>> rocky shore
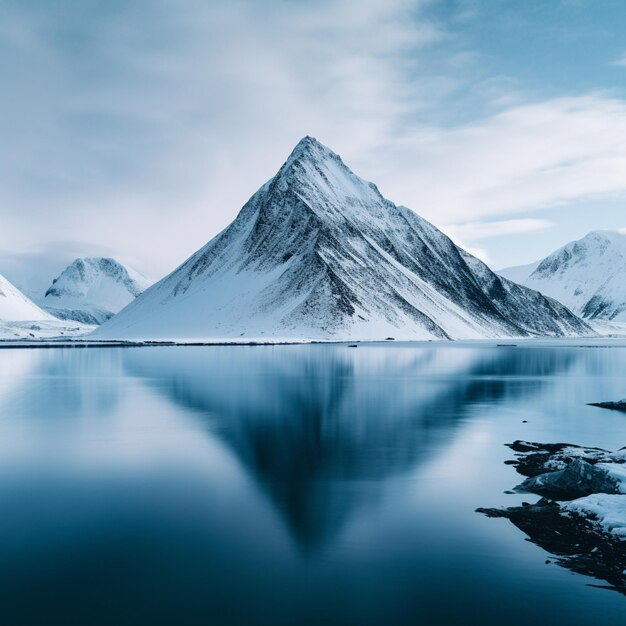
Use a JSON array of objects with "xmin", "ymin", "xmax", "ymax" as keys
[{"xmin": 478, "ymin": 440, "xmax": 626, "ymax": 594}]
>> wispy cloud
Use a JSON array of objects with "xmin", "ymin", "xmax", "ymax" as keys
[
  {"xmin": 445, "ymin": 219, "xmax": 554, "ymax": 242},
  {"xmin": 371, "ymin": 95, "xmax": 626, "ymax": 224},
  {"xmin": 612, "ymin": 52, "xmax": 626, "ymax": 67},
  {"xmin": 2, "ymin": 1, "xmax": 626, "ymax": 280}
]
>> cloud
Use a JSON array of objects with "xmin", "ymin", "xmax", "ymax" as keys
[
  {"xmin": 444, "ymin": 218, "xmax": 554, "ymax": 242},
  {"xmin": 3, "ymin": 1, "xmax": 626, "ymax": 281},
  {"xmin": 368, "ymin": 95, "xmax": 626, "ymax": 225},
  {"xmin": 612, "ymin": 52, "xmax": 626, "ymax": 67}
]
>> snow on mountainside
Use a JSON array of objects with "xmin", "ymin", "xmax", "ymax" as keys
[
  {"xmin": 94, "ymin": 137, "xmax": 590, "ymax": 342},
  {"xmin": 0, "ymin": 273, "xmax": 92, "ymax": 339},
  {"xmin": 0, "ymin": 273, "xmax": 51, "ymax": 322},
  {"xmin": 43, "ymin": 257, "xmax": 152, "ymax": 325},
  {"xmin": 500, "ymin": 231, "xmax": 626, "ymax": 322}
]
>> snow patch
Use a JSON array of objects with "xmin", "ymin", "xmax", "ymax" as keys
[{"xmin": 564, "ymin": 494, "xmax": 626, "ymax": 539}]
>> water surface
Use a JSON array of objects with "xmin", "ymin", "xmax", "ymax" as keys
[{"xmin": 0, "ymin": 343, "xmax": 625, "ymax": 625}]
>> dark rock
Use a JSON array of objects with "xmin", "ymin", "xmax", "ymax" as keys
[
  {"xmin": 515, "ymin": 458, "xmax": 620, "ymax": 500},
  {"xmin": 505, "ymin": 440, "xmax": 612, "ymax": 478}
]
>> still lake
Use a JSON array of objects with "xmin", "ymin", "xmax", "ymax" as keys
[{"xmin": 0, "ymin": 343, "xmax": 625, "ymax": 625}]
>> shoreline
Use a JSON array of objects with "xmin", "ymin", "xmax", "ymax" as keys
[{"xmin": 2, "ymin": 335, "xmax": 626, "ymax": 349}]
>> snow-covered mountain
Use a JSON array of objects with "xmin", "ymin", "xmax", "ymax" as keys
[
  {"xmin": 500, "ymin": 231, "xmax": 626, "ymax": 322},
  {"xmin": 0, "ymin": 273, "xmax": 51, "ymax": 322},
  {"xmin": 43, "ymin": 257, "xmax": 151, "ymax": 325},
  {"xmin": 95, "ymin": 137, "xmax": 590, "ymax": 341},
  {"xmin": 0, "ymin": 272, "xmax": 93, "ymax": 339}
]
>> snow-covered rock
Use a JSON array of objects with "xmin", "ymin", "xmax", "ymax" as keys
[
  {"xmin": 563, "ymin": 494, "xmax": 626, "ymax": 539},
  {"xmin": 95, "ymin": 137, "xmax": 590, "ymax": 341},
  {"xmin": 515, "ymin": 458, "xmax": 623, "ymax": 500},
  {"xmin": 489, "ymin": 440, "xmax": 626, "ymax": 540},
  {"xmin": 500, "ymin": 231, "xmax": 626, "ymax": 322},
  {"xmin": 42, "ymin": 257, "xmax": 151, "ymax": 325}
]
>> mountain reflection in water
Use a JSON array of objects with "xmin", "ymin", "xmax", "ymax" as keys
[{"xmin": 124, "ymin": 344, "xmax": 576, "ymax": 550}]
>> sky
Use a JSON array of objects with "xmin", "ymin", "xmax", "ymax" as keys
[{"xmin": 2, "ymin": 0, "xmax": 626, "ymax": 294}]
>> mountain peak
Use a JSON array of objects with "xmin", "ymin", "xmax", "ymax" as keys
[
  {"xmin": 292, "ymin": 135, "xmax": 332, "ymax": 155},
  {"xmin": 581, "ymin": 230, "xmax": 626, "ymax": 243},
  {"xmin": 281, "ymin": 135, "xmax": 343, "ymax": 171},
  {"xmin": 266, "ymin": 136, "xmax": 385, "ymax": 221}
]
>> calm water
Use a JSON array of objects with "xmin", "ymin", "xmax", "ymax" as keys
[{"xmin": 0, "ymin": 343, "xmax": 625, "ymax": 625}]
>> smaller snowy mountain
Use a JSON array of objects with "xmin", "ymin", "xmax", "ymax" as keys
[
  {"xmin": 0, "ymin": 272, "xmax": 92, "ymax": 339},
  {"xmin": 0, "ymin": 273, "xmax": 51, "ymax": 322},
  {"xmin": 500, "ymin": 231, "xmax": 626, "ymax": 322},
  {"xmin": 42, "ymin": 258, "xmax": 152, "ymax": 325}
]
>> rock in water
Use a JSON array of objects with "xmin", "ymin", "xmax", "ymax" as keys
[
  {"xmin": 94, "ymin": 137, "xmax": 591, "ymax": 341},
  {"xmin": 515, "ymin": 458, "xmax": 621, "ymax": 500}
]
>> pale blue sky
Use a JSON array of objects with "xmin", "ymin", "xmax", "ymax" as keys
[{"xmin": 2, "ymin": 0, "xmax": 626, "ymax": 290}]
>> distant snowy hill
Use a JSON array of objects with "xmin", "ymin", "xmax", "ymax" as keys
[
  {"xmin": 95, "ymin": 137, "xmax": 590, "ymax": 341},
  {"xmin": 43, "ymin": 257, "xmax": 151, "ymax": 325},
  {"xmin": 500, "ymin": 231, "xmax": 626, "ymax": 322},
  {"xmin": 497, "ymin": 260, "xmax": 540, "ymax": 286}
]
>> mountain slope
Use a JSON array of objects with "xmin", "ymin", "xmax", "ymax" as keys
[
  {"xmin": 500, "ymin": 231, "xmax": 626, "ymax": 322},
  {"xmin": 43, "ymin": 257, "xmax": 151, "ymax": 325},
  {"xmin": 0, "ymin": 273, "xmax": 51, "ymax": 322},
  {"xmin": 95, "ymin": 137, "xmax": 589, "ymax": 341},
  {"xmin": 0, "ymin": 273, "xmax": 94, "ymax": 339}
]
